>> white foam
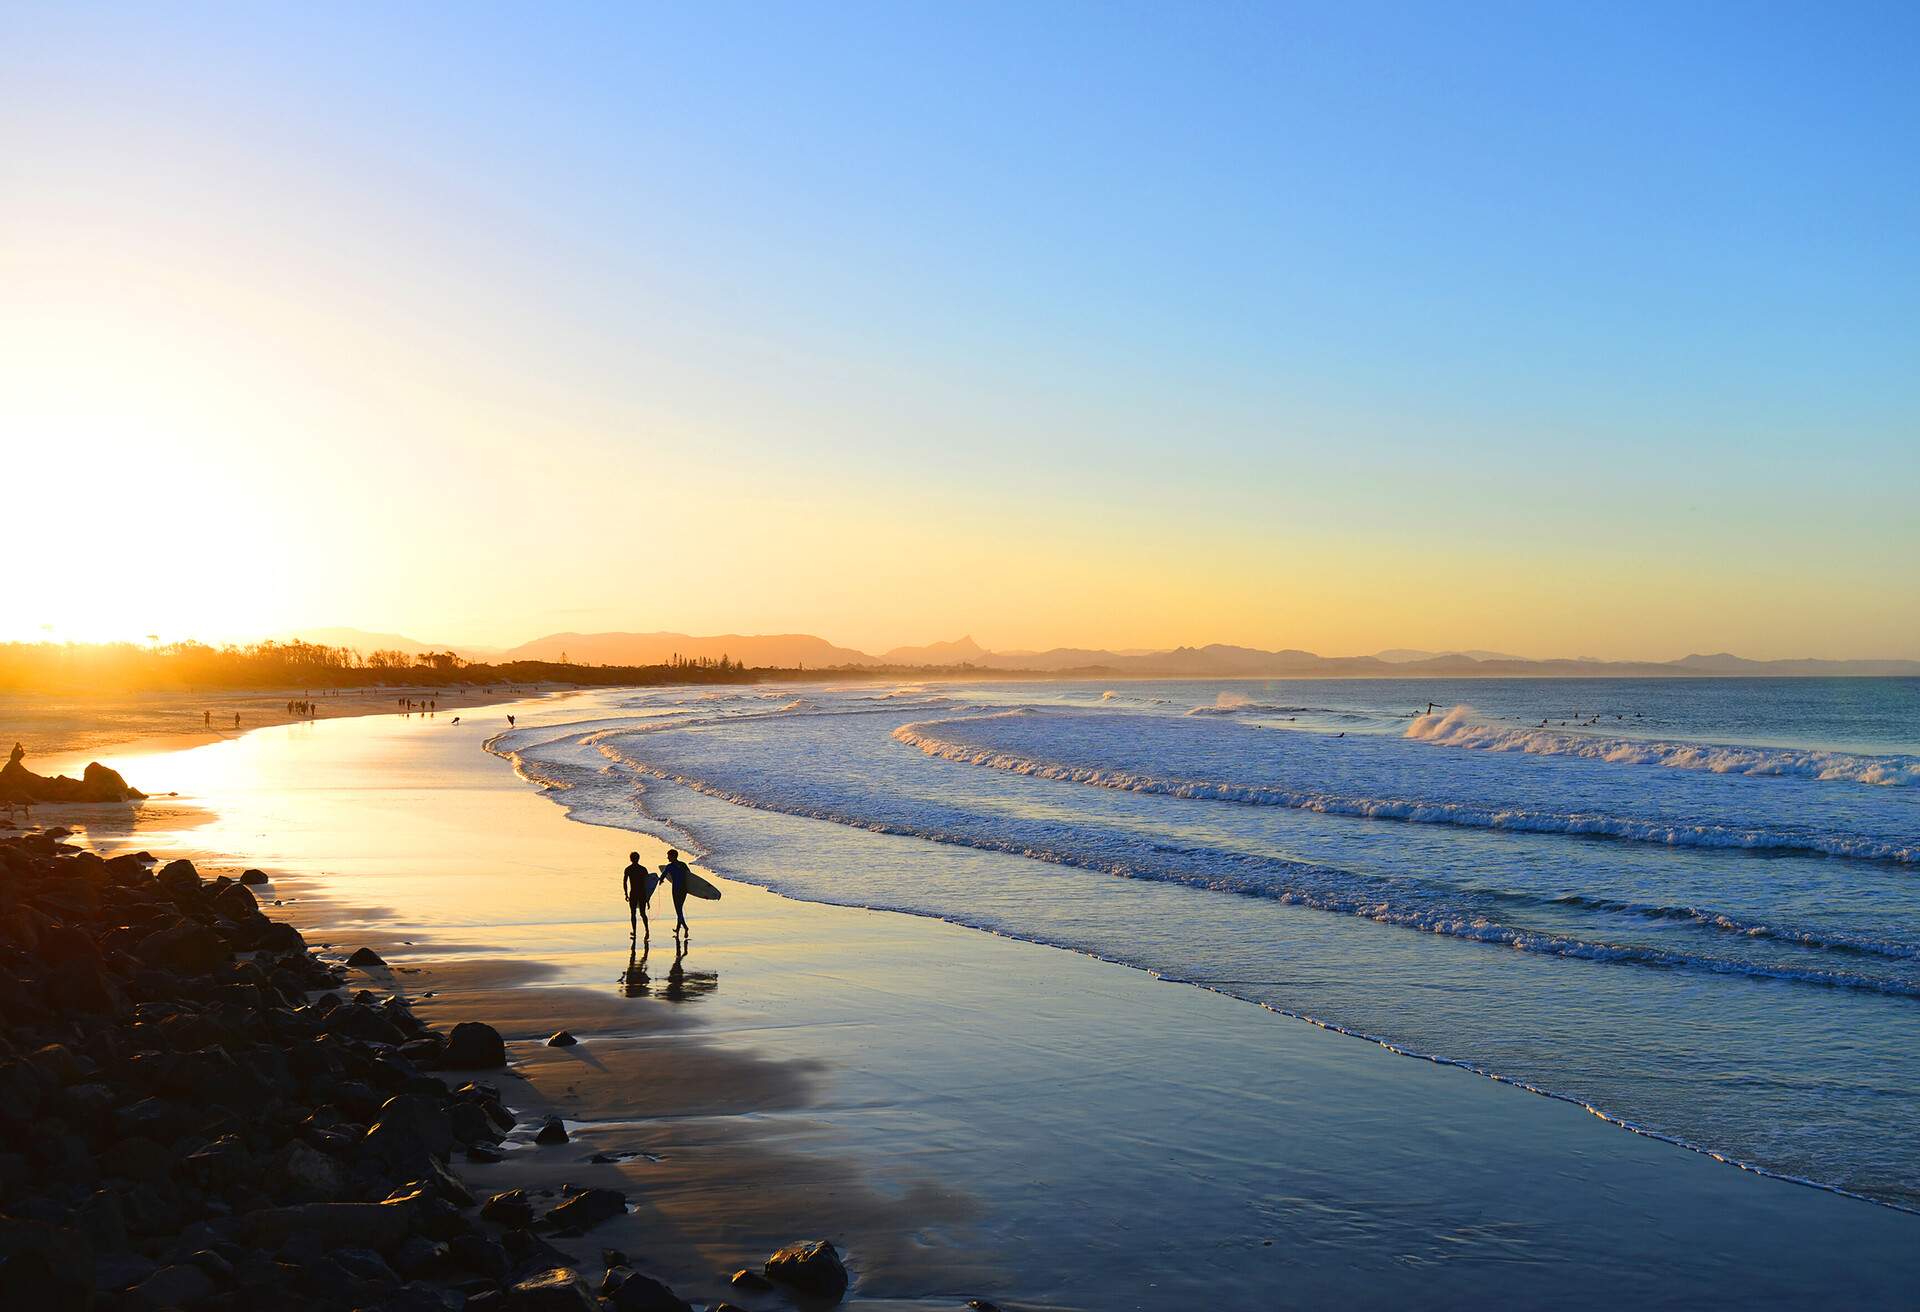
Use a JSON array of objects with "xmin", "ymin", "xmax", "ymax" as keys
[
  {"xmin": 1408, "ymin": 704, "xmax": 1920, "ymax": 787},
  {"xmin": 892, "ymin": 720, "xmax": 1919, "ymax": 864}
]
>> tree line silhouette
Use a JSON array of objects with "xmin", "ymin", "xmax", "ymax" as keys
[{"xmin": 0, "ymin": 639, "xmax": 763, "ymax": 694}]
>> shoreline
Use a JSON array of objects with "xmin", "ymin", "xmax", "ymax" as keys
[
  {"xmin": 31, "ymin": 698, "xmax": 1920, "ymax": 1307},
  {"xmin": 7, "ymin": 685, "xmax": 579, "ymax": 778}
]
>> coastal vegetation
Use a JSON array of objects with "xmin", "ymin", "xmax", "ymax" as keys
[
  {"xmin": 0, "ymin": 641, "xmax": 766, "ymax": 695},
  {"xmin": 0, "ymin": 640, "xmax": 1055, "ymax": 696}
]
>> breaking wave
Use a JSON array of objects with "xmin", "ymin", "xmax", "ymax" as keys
[
  {"xmin": 1409, "ymin": 705, "xmax": 1920, "ymax": 787},
  {"xmin": 594, "ymin": 738, "xmax": 1920, "ymax": 999},
  {"xmin": 892, "ymin": 720, "xmax": 1919, "ymax": 865}
]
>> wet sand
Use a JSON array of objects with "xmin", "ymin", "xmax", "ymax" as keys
[
  {"xmin": 4, "ymin": 684, "xmax": 570, "ymax": 774},
  {"xmin": 39, "ymin": 695, "xmax": 1920, "ymax": 1309}
]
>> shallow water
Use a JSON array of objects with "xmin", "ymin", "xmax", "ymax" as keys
[{"xmin": 497, "ymin": 676, "xmax": 1920, "ymax": 1209}]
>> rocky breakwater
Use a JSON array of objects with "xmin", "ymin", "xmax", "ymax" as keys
[{"xmin": 0, "ymin": 829, "xmax": 722, "ymax": 1311}]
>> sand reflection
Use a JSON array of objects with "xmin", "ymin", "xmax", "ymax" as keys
[{"xmin": 622, "ymin": 938, "xmax": 719, "ymax": 1002}]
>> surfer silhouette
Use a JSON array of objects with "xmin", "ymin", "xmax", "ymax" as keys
[
  {"xmin": 622, "ymin": 851, "xmax": 655, "ymax": 940},
  {"xmin": 661, "ymin": 849, "xmax": 694, "ymax": 939}
]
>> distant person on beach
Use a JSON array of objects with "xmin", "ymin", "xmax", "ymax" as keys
[
  {"xmin": 623, "ymin": 851, "xmax": 653, "ymax": 939},
  {"xmin": 507, "ymin": 714, "xmax": 516, "ymax": 727},
  {"xmin": 204, "ymin": 710, "xmax": 211, "ymax": 727},
  {"xmin": 661, "ymin": 849, "xmax": 694, "ymax": 938}
]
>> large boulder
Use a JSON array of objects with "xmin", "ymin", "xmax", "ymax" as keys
[
  {"xmin": 80, "ymin": 762, "xmax": 143, "ymax": 801},
  {"xmin": 441, "ymin": 1021, "xmax": 506, "ymax": 1069},
  {"xmin": 764, "ymin": 1239, "xmax": 849, "ymax": 1302}
]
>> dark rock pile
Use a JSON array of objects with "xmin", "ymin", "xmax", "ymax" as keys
[
  {"xmin": 0, "ymin": 744, "xmax": 144, "ymax": 806},
  {"xmin": 0, "ymin": 831, "xmax": 722, "ymax": 1312}
]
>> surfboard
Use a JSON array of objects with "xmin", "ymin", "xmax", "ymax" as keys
[{"xmin": 684, "ymin": 870, "xmax": 722, "ymax": 900}]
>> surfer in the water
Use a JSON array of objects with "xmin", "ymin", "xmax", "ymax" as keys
[
  {"xmin": 622, "ymin": 851, "xmax": 654, "ymax": 940},
  {"xmin": 661, "ymin": 848, "xmax": 694, "ymax": 939}
]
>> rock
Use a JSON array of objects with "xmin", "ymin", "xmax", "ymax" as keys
[
  {"xmin": 156, "ymin": 859, "xmax": 202, "ymax": 896},
  {"xmin": 467, "ymin": 1144, "xmax": 505, "ymax": 1164},
  {"xmin": 378, "ymin": 1285, "xmax": 463, "ymax": 1312},
  {"xmin": 0, "ymin": 1220, "xmax": 93, "ymax": 1308},
  {"xmin": 81, "ymin": 761, "xmax": 143, "ymax": 801},
  {"xmin": 544, "ymin": 1030, "xmax": 577, "ymax": 1047},
  {"xmin": 239, "ymin": 868, "xmax": 270, "ymax": 885},
  {"xmin": 967, "ymin": 1302, "xmax": 1006, "ymax": 1311},
  {"xmin": 729, "ymin": 1269, "xmax": 774, "ymax": 1291},
  {"xmin": 242, "ymin": 1201, "xmax": 411, "ymax": 1253},
  {"xmin": 449, "ymin": 1099, "xmax": 499, "ymax": 1145},
  {"xmin": 135, "ymin": 921, "xmax": 227, "ymax": 974},
  {"xmin": 348, "ymin": 946, "xmax": 388, "ymax": 970},
  {"xmin": 480, "ymin": 1189, "xmax": 535, "ymax": 1229},
  {"xmin": 211, "ymin": 881, "xmax": 259, "ymax": 920},
  {"xmin": 390, "ymin": 1234, "xmax": 448, "ymax": 1279},
  {"xmin": 364, "ymin": 1093, "xmax": 456, "ymax": 1167},
  {"xmin": 506, "ymin": 1266, "xmax": 597, "ymax": 1311},
  {"xmin": 449, "ymin": 1232, "xmax": 510, "ymax": 1278},
  {"xmin": 276, "ymin": 1138, "xmax": 354, "ymax": 1202},
  {"xmin": 331, "ymin": 1246, "xmax": 398, "ymax": 1283},
  {"xmin": 108, "ymin": 1136, "xmax": 174, "ymax": 1184},
  {"xmin": 542, "ymin": 1187, "xmax": 626, "ymax": 1233},
  {"xmin": 0, "ymin": 751, "xmax": 143, "ymax": 803},
  {"xmin": 499, "ymin": 1226, "xmax": 577, "ymax": 1277},
  {"xmin": 442, "ymin": 1021, "xmax": 506, "ymax": 1069},
  {"xmin": 96, "ymin": 1250, "xmax": 160, "ymax": 1292},
  {"xmin": 602, "ymin": 1267, "xmax": 693, "ymax": 1312},
  {"xmin": 764, "ymin": 1239, "xmax": 849, "ymax": 1301},
  {"xmin": 533, "ymin": 1116, "xmax": 569, "ymax": 1145},
  {"xmin": 185, "ymin": 1249, "xmax": 232, "ymax": 1281},
  {"xmin": 323, "ymin": 1002, "xmax": 409, "ymax": 1045},
  {"xmin": 132, "ymin": 1262, "xmax": 215, "ymax": 1308}
]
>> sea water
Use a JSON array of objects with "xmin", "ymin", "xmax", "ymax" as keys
[{"xmin": 493, "ymin": 677, "xmax": 1920, "ymax": 1210}]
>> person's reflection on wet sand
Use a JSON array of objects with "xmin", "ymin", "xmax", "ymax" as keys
[
  {"xmin": 620, "ymin": 937, "xmax": 716, "ymax": 1002},
  {"xmin": 620, "ymin": 939, "xmax": 651, "ymax": 997}
]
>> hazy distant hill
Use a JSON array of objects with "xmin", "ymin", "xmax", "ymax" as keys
[
  {"xmin": 878, "ymin": 636, "xmax": 989, "ymax": 665},
  {"xmin": 268, "ymin": 627, "xmax": 1920, "ymax": 677},
  {"xmin": 496, "ymin": 631, "xmax": 873, "ymax": 668},
  {"xmin": 1375, "ymin": 648, "xmax": 1528, "ymax": 664},
  {"xmin": 1670, "ymin": 653, "xmax": 1920, "ymax": 677}
]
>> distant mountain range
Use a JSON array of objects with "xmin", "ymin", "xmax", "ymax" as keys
[{"xmin": 310, "ymin": 628, "xmax": 1919, "ymax": 678}]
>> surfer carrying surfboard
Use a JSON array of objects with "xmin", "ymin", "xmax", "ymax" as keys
[
  {"xmin": 622, "ymin": 851, "xmax": 656, "ymax": 940},
  {"xmin": 661, "ymin": 849, "xmax": 695, "ymax": 939}
]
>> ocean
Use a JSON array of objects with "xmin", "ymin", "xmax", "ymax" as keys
[{"xmin": 493, "ymin": 676, "xmax": 1920, "ymax": 1211}]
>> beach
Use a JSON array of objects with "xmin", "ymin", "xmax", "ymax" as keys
[
  {"xmin": 5, "ymin": 686, "xmax": 571, "ymax": 776},
  {"xmin": 20, "ymin": 685, "xmax": 1916, "ymax": 1308}
]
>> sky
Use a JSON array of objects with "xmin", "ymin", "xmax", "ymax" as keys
[{"xmin": 3, "ymin": 2, "xmax": 1916, "ymax": 660}]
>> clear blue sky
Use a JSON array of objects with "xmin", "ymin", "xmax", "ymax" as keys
[{"xmin": 3, "ymin": 2, "xmax": 1916, "ymax": 656}]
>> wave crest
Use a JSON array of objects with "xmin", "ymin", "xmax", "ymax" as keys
[
  {"xmin": 1407, "ymin": 705, "xmax": 1920, "ymax": 787},
  {"xmin": 892, "ymin": 720, "xmax": 1918, "ymax": 865}
]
